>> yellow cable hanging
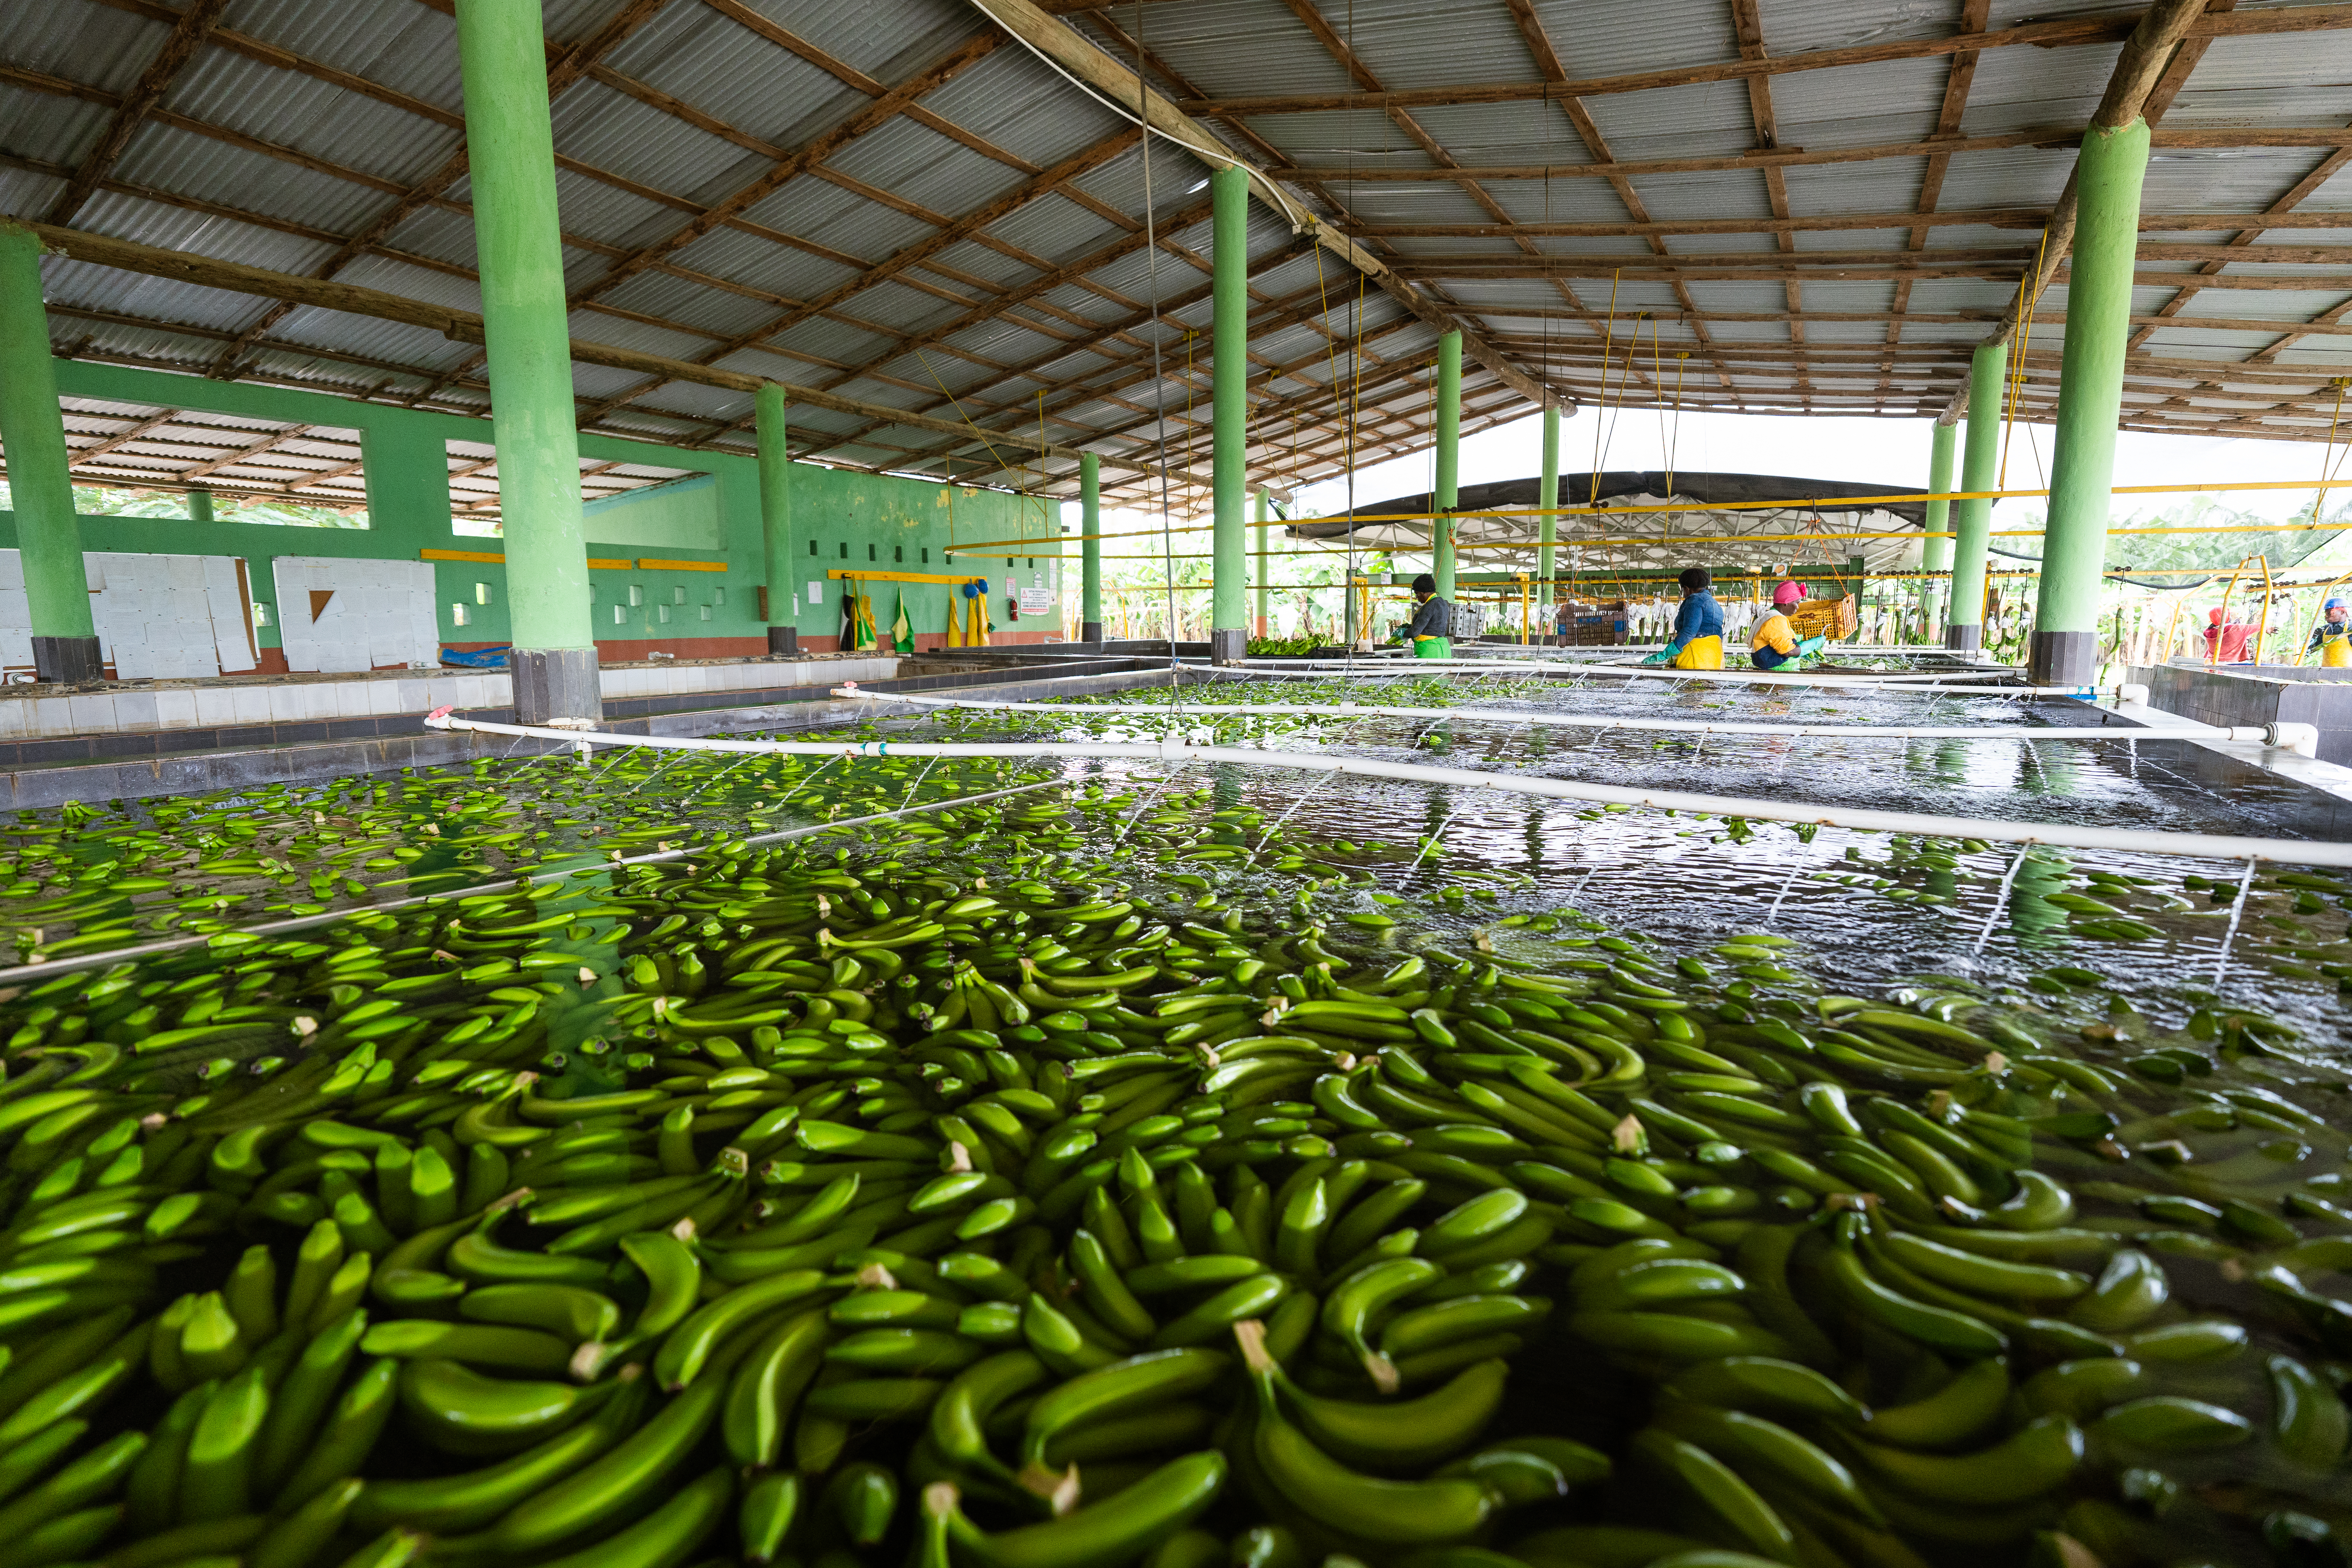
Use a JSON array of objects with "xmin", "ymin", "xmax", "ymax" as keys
[
  {"xmin": 1588, "ymin": 270, "xmax": 1621, "ymax": 505},
  {"xmin": 1999, "ymin": 228, "xmax": 2047, "ymax": 490}
]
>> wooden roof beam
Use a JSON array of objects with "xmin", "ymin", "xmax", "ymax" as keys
[
  {"xmin": 46, "ymin": 0, "xmax": 230, "ymax": 228},
  {"xmin": 1268, "ymin": 126, "xmax": 2352, "ymax": 183},
  {"xmin": 965, "ymin": 0, "xmax": 1563, "ymax": 413},
  {"xmin": 1936, "ymin": 0, "xmax": 2213, "ymax": 423},
  {"xmin": 1174, "ymin": 5, "xmax": 2351, "ymax": 118},
  {"xmin": 20, "ymin": 220, "xmax": 1213, "ymax": 488}
]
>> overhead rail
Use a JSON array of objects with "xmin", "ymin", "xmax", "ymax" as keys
[
  {"xmin": 420, "ymin": 713, "xmax": 2352, "ymax": 869},
  {"xmin": 941, "ymin": 476, "xmax": 2352, "ymax": 553}
]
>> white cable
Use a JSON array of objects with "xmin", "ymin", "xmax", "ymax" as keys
[
  {"xmin": 1222, "ymin": 661, "xmax": 2052, "ymax": 693},
  {"xmin": 421, "ymin": 714, "xmax": 2352, "ymax": 868},
  {"xmin": 836, "ymin": 689, "xmax": 2250, "ymax": 745}
]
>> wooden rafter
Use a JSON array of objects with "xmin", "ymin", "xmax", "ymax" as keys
[
  {"xmin": 46, "ymin": 0, "xmax": 231, "ymax": 227},
  {"xmin": 1497, "ymin": 0, "xmax": 1732, "ymax": 402},
  {"xmin": 1172, "ymin": 6, "xmax": 2352, "ymax": 118}
]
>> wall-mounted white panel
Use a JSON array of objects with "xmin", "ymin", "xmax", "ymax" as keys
[{"xmin": 272, "ymin": 557, "xmax": 438, "ymax": 674}]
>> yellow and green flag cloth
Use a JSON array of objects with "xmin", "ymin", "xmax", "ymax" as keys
[{"xmin": 891, "ymin": 593, "xmax": 911, "ymax": 651}]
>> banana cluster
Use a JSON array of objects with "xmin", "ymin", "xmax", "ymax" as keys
[{"xmin": 0, "ymin": 793, "xmax": 2345, "ymax": 1568}]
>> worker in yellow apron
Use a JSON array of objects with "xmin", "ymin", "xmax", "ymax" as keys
[
  {"xmin": 1397, "ymin": 573, "xmax": 1452, "ymax": 658},
  {"xmin": 1639, "ymin": 565, "xmax": 1724, "ymax": 669},
  {"xmin": 2311, "ymin": 596, "xmax": 2352, "ymax": 666},
  {"xmin": 1750, "ymin": 579, "xmax": 1829, "ymax": 671}
]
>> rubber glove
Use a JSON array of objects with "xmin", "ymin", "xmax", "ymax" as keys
[
  {"xmin": 1638, "ymin": 645, "xmax": 1678, "ymax": 667},
  {"xmin": 1795, "ymin": 635, "xmax": 1827, "ymax": 658}
]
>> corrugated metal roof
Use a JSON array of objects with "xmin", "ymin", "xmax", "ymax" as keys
[{"xmin": 10, "ymin": 0, "xmax": 2352, "ymax": 522}]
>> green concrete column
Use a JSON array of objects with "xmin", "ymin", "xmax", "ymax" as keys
[
  {"xmin": 456, "ymin": 0, "xmax": 598, "ymax": 723},
  {"xmin": 2032, "ymin": 117, "xmax": 2152, "ymax": 688},
  {"xmin": 1537, "ymin": 403, "xmax": 1560, "ymax": 640},
  {"xmin": 1079, "ymin": 451, "xmax": 1101, "ymax": 645},
  {"xmin": 1946, "ymin": 341, "xmax": 2008, "ymax": 655},
  {"xmin": 1434, "ymin": 330, "xmax": 1461, "ymax": 601},
  {"xmin": 1921, "ymin": 420, "xmax": 1955, "ymax": 639},
  {"xmin": 1253, "ymin": 487, "xmax": 1269, "ymax": 637},
  {"xmin": 755, "ymin": 383, "xmax": 797, "ymax": 657},
  {"xmin": 0, "ymin": 224, "xmax": 99, "ymax": 682},
  {"xmin": 1208, "ymin": 162, "xmax": 1249, "ymax": 664},
  {"xmin": 188, "ymin": 489, "xmax": 214, "ymax": 525}
]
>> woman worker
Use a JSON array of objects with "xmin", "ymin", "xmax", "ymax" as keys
[
  {"xmin": 1394, "ymin": 573, "xmax": 1452, "ymax": 658},
  {"xmin": 1639, "ymin": 566, "xmax": 1725, "ymax": 669},
  {"xmin": 1750, "ymin": 579, "xmax": 1831, "ymax": 671},
  {"xmin": 2311, "ymin": 597, "xmax": 2352, "ymax": 666}
]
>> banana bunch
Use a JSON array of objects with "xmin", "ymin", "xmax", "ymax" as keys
[{"xmin": 0, "ymin": 758, "xmax": 2346, "ymax": 1568}]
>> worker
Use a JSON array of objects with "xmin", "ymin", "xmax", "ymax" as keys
[
  {"xmin": 1750, "ymin": 580, "xmax": 1829, "ymax": 671},
  {"xmin": 1395, "ymin": 573, "xmax": 1452, "ymax": 658},
  {"xmin": 1639, "ymin": 566, "xmax": 1724, "ymax": 668},
  {"xmin": 2204, "ymin": 607, "xmax": 2254, "ymax": 663},
  {"xmin": 2312, "ymin": 597, "xmax": 2352, "ymax": 666}
]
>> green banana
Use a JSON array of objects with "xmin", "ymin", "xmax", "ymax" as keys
[
  {"xmin": 1278, "ymin": 1355, "xmax": 1506, "ymax": 1472},
  {"xmin": 935, "ymin": 1452, "xmax": 1226, "ymax": 1568},
  {"xmin": 722, "ymin": 1307, "xmax": 830, "ymax": 1471},
  {"xmin": 1631, "ymin": 1429, "xmax": 1796, "ymax": 1564},
  {"xmin": 1662, "ymin": 1358, "xmax": 1868, "ymax": 1426},
  {"xmin": 488, "ymin": 1376, "xmax": 724, "ymax": 1552},
  {"xmin": 2088, "ymin": 1396, "xmax": 2253, "ymax": 1454},
  {"xmin": 2269, "ymin": 1355, "xmax": 2350, "ymax": 1469},
  {"xmin": 652, "ymin": 1270, "xmax": 828, "ymax": 1390},
  {"xmin": 350, "ymin": 1372, "xmax": 647, "ymax": 1535},
  {"xmin": 1862, "ymin": 1358, "xmax": 2010, "ymax": 1452},
  {"xmin": 397, "ymin": 1358, "xmax": 614, "ymax": 1457},
  {"xmin": 1843, "ymin": 1414, "xmax": 2083, "ymax": 1506},
  {"xmin": 1021, "ymin": 1348, "xmax": 1228, "ymax": 1468},
  {"xmin": 1655, "ymin": 1399, "xmax": 1882, "ymax": 1525},
  {"xmin": 519, "ymin": 1465, "xmax": 733, "ymax": 1568},
  {"xmin": 1242, "ymin": 1337, "xmax": 1493, "ymax": 1546}
]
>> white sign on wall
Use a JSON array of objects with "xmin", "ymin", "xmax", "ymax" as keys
[
  {"xmin": 272, "ymin": 557, "xmax": 438, "ymax": 673},
  {"xmin": 0, "ymin": 550, "xmax": 256, "ymax": 678},
  {"xmin": 87, "ymin": 553, "xmax": 257, "ymax": 678}
]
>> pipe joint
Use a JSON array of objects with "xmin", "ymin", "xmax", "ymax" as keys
[{"xmin": 2265, "ymin": 722, "xmax": 2321, "ymax": 758}]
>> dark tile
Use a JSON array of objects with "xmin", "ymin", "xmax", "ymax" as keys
[
  {"xmin": 18, "ymin": 738, "xmax": 95, "ymax": 764},
  {"xmin": 276, "ymin": 722, "xmax": 330, "ymax": 743},
  {"xmin": 92, "ymin": 733, "xmax": 158, "ymax": 759},
  {"xmin": 218, "ymin": 725, "xmax": 274, "ymax": 747}
]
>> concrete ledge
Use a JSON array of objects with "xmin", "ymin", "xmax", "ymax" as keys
[
  {"xmin": 0, "ymin": 654, "xmax": 1195, "ymax": 807},
  {"xmin": 2129, "ymin": 661, "xmax": 2352, "ymax": 768}
]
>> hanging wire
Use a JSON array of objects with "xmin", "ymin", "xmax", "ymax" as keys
[
  {"xmin": 1588, "ymin": 271, "xmax": 1622, "ymax": 505},
  {"xmin": 1998, "ymin": 229, "xmax": 2047, "ymax": 490},
  {"xmin": 1134, "ymin": 2, "xmax": 1182, "ymax": 704}
]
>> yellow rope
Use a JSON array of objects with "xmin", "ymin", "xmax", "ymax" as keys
[
  {"xmin": 1588, "ymin": 271, "xmax": 1620, "ymax": 505},
  {"xmin": 1999, "ymin": 229, "xmax": 2046, "ymax": 491}
]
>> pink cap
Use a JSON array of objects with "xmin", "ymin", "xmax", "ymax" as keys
[{"xmin": 1772, "ymin": 581, "xmax": 1804, "ymax": 606}]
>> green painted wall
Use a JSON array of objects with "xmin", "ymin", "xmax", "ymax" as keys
[{"xmin": 39, "ymin": 361, "xmax": 1062, "ymax": 658}]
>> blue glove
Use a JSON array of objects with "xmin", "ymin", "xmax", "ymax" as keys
[{"xmin": 1796, "ymin": 635, "xmax": 1827, "ymax": 657}]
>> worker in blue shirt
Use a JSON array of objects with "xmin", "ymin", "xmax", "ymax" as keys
[{"xmin": 1639, "ymin": 565, "xmax": 1725, "ymax": 668}]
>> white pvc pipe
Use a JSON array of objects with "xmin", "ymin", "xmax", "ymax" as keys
[
  {"xmin": 422, "ymin": 714, "xmax": 2352, "ymax": 868},
  {"xmin": 1228, "ymin": 659, "xmax": 2049, "ymax": 692},
  {"xmin": 839, "ymin": 688, "xmax": 2261, "ymax": 745}
]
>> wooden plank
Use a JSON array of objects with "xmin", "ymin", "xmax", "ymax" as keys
[
  {"xmin": 19, "ymin": 220, "xmax": 1209, "ymax": 486},
  {"xmin": 1172, "ymin": 5, "xmax": 2352, "ymax": 117}
]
